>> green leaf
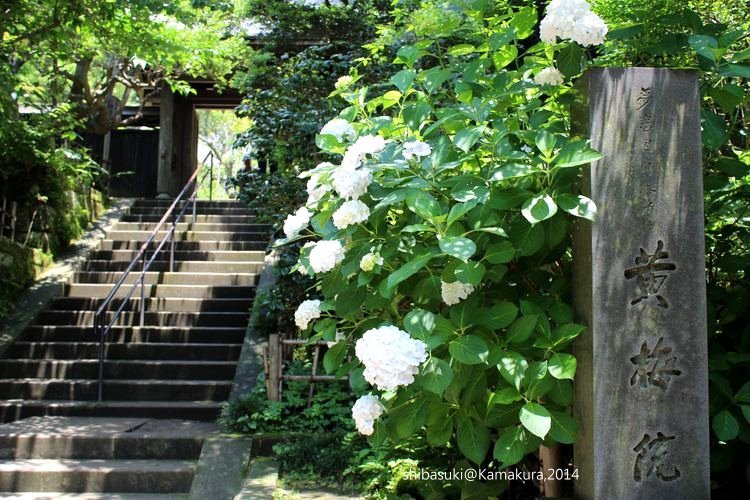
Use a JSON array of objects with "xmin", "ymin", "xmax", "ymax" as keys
[
  {"xmin": 712, "ymin": 410, "xmax": 739, "ymax": 441},
  {"xmin": 494, "ymin": 426, "xmax": 526, "ymax": 466},
  {"xmin": 549, "ymin": 411, "xmax": 578, "ymax": 444},
  {"xmin": 556, "ymin": 194, "xmax": 597, "ymax": 220},
  {"xmin": 449, "ymin": 335, "xmax": 489, "ymax": 365},
  {"xmin": 390, "ymin": 69, "xmax": 416, "ymax": 94},
  {"xmin": 509, "ymin": 6, "xmax": 537, "ymax": 39},
  {"xmin": 551, "ymin": 323, "xmax": 587, "ymax": 346},
  {"xmin": 484, "ymin": 241, "xmax": 515, "ymax": 264},
  {"xmin": 440, "ymin": 236, "xmax": 477, "ymax": 262},
  {"xmin": 688, "ymin": 35, "xmax": 720, "ymax": 63},
  {"xmin": 315, "ymin": 133, "xmax": 343, "ymax": 153},
  {"xmin": 448, "ymin": 44, "xmax": 477, "ymax": 56},
  {"xmin": 535, "ymin": 130, "xmax": 556, "ymax": 157},
  {"xmin": 404, "ymin": 308, "xmax": 436, "ymax": 340},
  {"xmin": 406, "ymin": 190, "xmax": 442, "ymax": 221},
  {"xmin": 735, "ymin": 381, "xmax": 750, "ymax": 403},
  {"xmin": 741, "ymin": 406, "xmax": 750, "ymax": 425},
  {"xmin": 477, "ymin": 302, "xmax": 518, "ymax": 329},
  {"xmin": 447, "ymin": 200, "xmax": 479, "ymax": 228},
  {"xmin": 457, "ymin": 415, "xmax": 490, "ymax": 465},
  {"xmin": 396, "ymin": 45, "xmax": 421, "ymax": 67},
  {"xmin": 553, "ymin": 141, "xmax": 602, "ymax": 168},
  {"xmin": 511, "ymin": 222, "xmax": 545, "ymax": 257},
  {"xmin": 701, "ymin": 109, "xmax": 729, "ymax": 151},
  {"xmin": 519, "ymin": 402, "xmax": 552, "ymax": 438},
  {"xmin": 455, "ymin": 261, "xmax": 486, "ymax": 286},
  {"xmin": 323, "ymin": 341, "xmax": 348, "ymax": 374},
  {"xmin": 548, "ymin": 353, "xmax": 577, "ymax": 380},
  {"xmin": 490, "ymin": 163, "xmax": 534, "ymax": 181},
  {"xmin": 556, "ymin": 43, "xmax": 586, "ymax": 78},
  {"xmin": 492, "ymin": 45, "xmax": 518, "ymax": 69},
  {"xmin": 385, "ymin": 252, "xmax": 435, "ymax": 290},
  {"xmin": 453, "ymin": 126, "xmax": 485, "ymax": 152},
  {"xmin": 521, "ymin": 194, "xmax": 558, "ymax": 225},
  {"xmin": 391, "ymin": 399, "xmax": 426, "ymax": 439},
  {"xmin": 420, "ymin": 357, "xmax": 454, "ymax": 394},
  {"xmin": 498, "ymin": 351, "xmax": 528, "ymax": 390},
  {"xmin": 335, "ymin": 285, "xmax": 366, "ymax": 317},
  {"xmin": 489, "ymin": 387, "xmax": 522, "ymax": 406},
  {"xmin": 403, "ymin": 101, "xmax": 432, "ymax": 132},
  {"xmin": 507, "ymin": 315, "xmax": 538, "ymax": 344},
  {"xmin": 426, "ymin": 412, "xmax": 454, "ymax": 446},
  {"xmin": 420, "ymin": 67, "xmax": 453, "ymax": 94}
]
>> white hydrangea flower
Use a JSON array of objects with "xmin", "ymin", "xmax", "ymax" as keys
[
  {"xmin": 331, "ymin": 165, "xmax": 372, "ymax": 200},
  {"xmin": 353, "ymin": 135, "xmax": 386, "ymax": 155},
  {"xmin": 335, "ymin": 75, "xmax": 354, "ymax": 89},
  {"xmin": 305, "ymin": 173, "xmax": 331, "ymax": 207},
  {"xmin": 283, "ymin": 207, "xmax": 312, "ymax": 239},
  {"xmin": 320, "ymin": 118, "xmax": 356, "ymax": 142},
  {"xmin": 402, "ymin": 141, "xmax": 432, "ymax": 160},
  {"xmin": 534, "ymin": 67, "xmax": 565, "ymax": 86},
  {"xmin": 309, "ymin": 240, "xmax": 346, "ymax": 273},
  {"xmin": 539, "ymin": 0, "xmax": 608, "ymax": 47},
  {"xmin": 441, "ymin": 280, "xmax": 475, "ymax": 306},
  {"xmin": 352, "ymin": 394, "xmax": 384, "ymax": 436},
  {"xmin": 359, "ymin": 252, "xmax": 384, "ymax": 272},
  {"xmin": 354, "ymin": 325, "xmax": 428, "ymax": 391},
  {"xmin": 521, "ymin": 145, "xmax": 533, "ymax": 153},
  {"xmin": 294, "ymin": 299, "xmax": 321, "ymax": 330},
  {"xmin": 332, "ymin": 200, "xmax": 370, "ymax": 230}
]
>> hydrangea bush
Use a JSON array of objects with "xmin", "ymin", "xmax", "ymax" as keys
[{"xmin": 283, "ymin": 0, "xmax": 607, "ymax": 471}]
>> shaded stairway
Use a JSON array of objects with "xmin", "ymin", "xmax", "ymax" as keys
[{"xmin": 0, "ymin": 199, "xmax": 270, "ymax": 496}]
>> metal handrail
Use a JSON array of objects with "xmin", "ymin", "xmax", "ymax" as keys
[
  {"xmin": 199, "ymin": 151, "xmax": 215, "ymax": 201},
  {"xmin": 93, "ymin": 164, "xmax": 203, "ymax": 401}
]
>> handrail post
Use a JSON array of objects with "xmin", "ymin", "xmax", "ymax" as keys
[
  {"xmin": 209, "ymin": 154, "xmax": 214, "ymax": 202},
  {"xmin": 170, "ymin": 209, "xmax": 176, "ymax": 273},
  {"xmin": 140, "ymin": 251, "xmax": 146, "ymax": 327},
  {"xmin": 96, "ymin": 315, "xmax": 104, "ymax": 402},
  {"xmin": 192, "ymin": 179, "xmax": 197, "ymax": 224}
]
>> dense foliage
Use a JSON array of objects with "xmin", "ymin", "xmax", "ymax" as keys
[{"xmin": 277, "ymin": 3, "xmax": 605, "ymax": 497}]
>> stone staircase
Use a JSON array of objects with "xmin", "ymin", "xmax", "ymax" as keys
[{"xmin": 0, "ymin": 199, "xmax": 270, "ymax": 497}]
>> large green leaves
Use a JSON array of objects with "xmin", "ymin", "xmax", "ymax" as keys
[
  {"xmin": 449, "ymin": 335, "xmax": 489, "ymax": 365},
  {"xmin": 457, "ymin": 415, "xmax": 490, "ymax": 465},
  {"xmin": 440, "ymin": 236, "xmax": 477, "ymax": 261},
  {"xmin": 519, "ymin": 402, "xmax": 551, "ymax": 438}
]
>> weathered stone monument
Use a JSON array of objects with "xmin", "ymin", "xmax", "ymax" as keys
[{"xmin": 572, "ymin": 68, "xmax": 710, "ymax": 499}]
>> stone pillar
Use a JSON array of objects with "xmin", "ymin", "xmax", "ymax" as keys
[
  {"xmin": 572, "ymin": 67, "xmax": 709, "ymax": 499},
  {"xmin": 157, "ymin": 83, "xmax": 175, "ymax": 198}
]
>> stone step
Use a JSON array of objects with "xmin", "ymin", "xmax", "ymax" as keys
[
  {"xmin": 34, "ymin": 310, "xmax": 250, "ymax": 330},
  {"xmin": 0, "ymin": 359, "xmax": 237, "ymax": 381},
  {"xmin": 122, "ymin": 213, "xmax": 259, "ymax": 224},
  {"xmin": 0, "ymin": 458, "xmax": 195, "ymax": 493},
  {"xmin": 0, "ymin": 379, "xmax": 231, "ymax": 402},
  {"xmin": 81, "ymin": 259, "xmax": 262, "ymax": 273},
  {"xmin": 92, "ymin": 249, "xmax": 265, "ymax": 262},
  {"xmin": 74, "ymin": 271, "xmax": 258, "ymax": 286},
  {"xmin": 106, "ymin": 230, "xmax": 269, "ymax": 242},
  {"xmin": 97, "ymin": 240, "xmax": 268, "ymax": 251},
  {"xmin": 112, "ymin": 222, "xmax": 272, "ymax": 232},
  {"xmin": 131, "ymin": 199, "xmax": 245, "ymax": 208},
  {"xmin": 126, "ymin": 207, "xmax": 253, "ymax": 216},
  {"xmin": 23, "ymin": 325, "xmax": 247, "ymax": 343},
  {"xmin": 4, "ymin": 342, "xmax": 242, "ymax": 361},
  {"xmin": 0, "ymin": 401, "xmax": 222, "ymax": 423},
  {"xmin": 0, "ymin": 417, "xmax": 217, "ymax": 460},
  {"xmin": 49, "ymin": 297, "xmax": 253, "ymax": 313},
  {"xmin": 0, "ymin": 493, "xmax": 188, "ymax": 499},
  {"xmin": 65, "ymin": 284, "xmax": 255, "ymax": 299}
]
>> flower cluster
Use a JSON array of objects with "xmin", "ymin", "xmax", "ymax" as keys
[
  {"xmin": 320, "ymin": 118, "xmax": 356, "ymax": 142},
  {"xmin": 360, "ymin": 252, "xmax": 383, "ymax": 272},
  {"xmin": 354, "ymin": 325, "xmax": 428, "ymax": 391},
  {"xmin": 352, "ymin": 394, "xmax": 384, "ymax": 436},
  {"xmin": 283, "ymin": 207, "xmax": 312, "ymax": 239},
  {"xmin": 309, "ymin": 240, "xmax": 346, "ymax": 273},
  {"xmin": 333, "ymin": 200, "xmax": 370, "ymax": 229},
  {"xmin": 294, "ymin": 299, "xmax": 322, "ymax": 330},
  {"xmin": 539, "ymin": 0, "xmax": 608, "ymax": 47},
  {"xmin": 441, "ymin": 280, "xmax": 475, "ymax": 306},
  {"xmin": 402, "ymin": 140, "xmax": 432, "ymax": 160},
  {"xmin": 534, "ymin": 67, "xmax": 565, "ymax": 86}
]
